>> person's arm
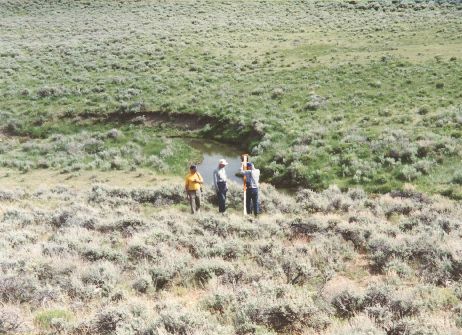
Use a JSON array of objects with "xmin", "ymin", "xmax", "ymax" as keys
[
  {"xmin": 239, "ymin": 162, "xmax": 249, "ymax": 176},
  {"xmin": 213, "ymin": 170, "xmax": 218, "ymax": 190},
  {"xmin": 196, "ymin": 172, "xmax": 204, "ymax": 184},
  {"xmin": 254, "ymin": 169, "xmax": 260, "ymax": 185},
  {"xmin": 184, "ymin": 176, "xmax": 189, "ymax": 193}
]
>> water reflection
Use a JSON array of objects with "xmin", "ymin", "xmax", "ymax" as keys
[{"xmin": 187, "ymin": 139, "xmax": 244, "ymax": 186}]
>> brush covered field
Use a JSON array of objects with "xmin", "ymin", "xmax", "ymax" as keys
[
  {"xmin": 1, "ymin": 0, "xmax": 462, "ymax": 334},
  {"xmin": 0, "ymin": 171, "xmax": 461, "ymax": 334}
]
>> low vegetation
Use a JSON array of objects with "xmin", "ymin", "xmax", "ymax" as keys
[
  {"xmin": 0, "ymin": 173, "xmax": 460, "ymax": 334},
  {"xmin": 1, "ymin": 0, "xmax": 461, "ymax": 333}
]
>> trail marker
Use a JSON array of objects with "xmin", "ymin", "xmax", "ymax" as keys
[{"xmin": 241, "ymin": 154, "xmax": 249, "ymax": 215}]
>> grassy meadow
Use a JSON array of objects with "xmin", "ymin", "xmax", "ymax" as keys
[
  {"xmin": 1, "ymin": 0, "xmax": 462, "ymax": 334},
  {"xmin": 1, "ymin": 0, "xmax": 462, "ymax": 195}
]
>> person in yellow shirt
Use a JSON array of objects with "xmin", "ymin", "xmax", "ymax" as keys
[{"xmin": 184, "ymin": 165, "xmax": 203, "ymax": 214}]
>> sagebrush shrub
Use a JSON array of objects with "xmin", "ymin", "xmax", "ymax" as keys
[
  {"xmin": 149, "ymin": 266, "xmax": 176, "ymax": 291},
  {"xmin": 452, "ymin": 170, "xmax": 462, "ymax": 185},
  {"xmin": 192, "ymin": 259, "xmax": 232, "ymax": 286},
  {"xmin": 203, "ymin": 292, "xmax": 235, "ymax": 315},
  {"xmin": 0, "ymin": 276, "xmax": 38, "ymax": 304},
  {"xmin": 91, "ymin": 308, "xmax": 130, "ymax": 335},
  {"xmin": 132, "ymin": 278, "xmax": 150, "ymax": 294},
  {"xmin": 384, "ymin": 258, "xmax": 413, "ymax": 279},
  {"xmin": 222, "ymin": 239, "xmax": 244, "ymax": 260},
  {"xmin": 367, "ymin": 236, "xmax": 398, "ymax": 272},
  {"xmin": 80, "ymin": 262, "xmax": 119, "ymax": 296},
  {"xmin": 79, "ymin": 244, "xmax": 126, "ymax": 263},
  {"xmin": 362, "ymin": 285, "xmax": 392, "ymax": 308},
  {"xmin": 152, "ymin": 303, "xmax": 228, "ymax": 335},
  {"xmin": 37, "ymin": 86, "xmax": 66, "ymax": 98},
  {"xmin": 331, "ymin": 289, "xmax": 364, "ymax": 318},
  {"xmin": 127, "ymin": 242, "xmax": 157, "ymax": 262},
  {"xmin": 238, "ymin": 283, "xmax": 330, "ymax": 333},
  {"xmin": 281, "ymin": 255, "xmax": 315, "ymax": 285},
  {"xmin": 0, "ymin": 306, "xmax": 28, "ymax": 334},
  {"xmin": 326, "ymin": 314, "xmax": 386, "ymax": 335}
]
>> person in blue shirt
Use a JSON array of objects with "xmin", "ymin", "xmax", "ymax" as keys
[{"xmin": 240, "ymin": 162, "xmax": 260, "ymax": 217}]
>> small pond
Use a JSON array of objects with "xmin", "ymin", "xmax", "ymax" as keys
[
  {"xmin": 186, "ymin": 139, "xmax": 244, "ymax": 186},
  {"xmin": 186, "ymin": 138, "xmax": 297, "ymax": 195}
]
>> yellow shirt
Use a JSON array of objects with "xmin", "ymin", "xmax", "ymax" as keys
[{"xmin": 185, "ymin": 172, "xmax": 203, "ymax": 191}]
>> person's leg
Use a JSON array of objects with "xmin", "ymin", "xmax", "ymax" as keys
[
  {"xmin": 217, "ymin": 191, "xmax": 225, "ymax": 213},
  {"xmin": 253, "ymin": 188, "xmax": 259, "ymax": 217},
  {"xmin": 248, "ymin": 189, "xmax": 254, "ymax": 216},
  {"xmin": 223, "ymin": 189, "xmax": 227, "ymax": 212},
  {"xmin": 188, "ymin": 191, "xmax": 196, "ymax": 214},
  {"xmin": 217, "ymin": 192, "xmax": 221, "ymax": 212},
  {"xmin": 195, "ymin": 190, "xmax": 201, "ymax": 213},
  {"xmin": 246, "ymin": 189, "xmax": 252, "ymax": 214}
]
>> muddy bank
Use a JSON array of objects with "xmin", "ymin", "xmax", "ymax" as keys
[
  {"xmin": 59, "ymin": 109, "xmax": 297, "ymax": 190},
  {"xmin": 73, "ymin": 109, "xmax": 263, "ymax": 149}
]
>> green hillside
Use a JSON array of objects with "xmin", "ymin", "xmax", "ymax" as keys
[{"xmin": 1, "ymin": 0, "xmax": 462, "ymax": 195}]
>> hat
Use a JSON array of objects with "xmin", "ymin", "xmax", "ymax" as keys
[
  {"xmin": 246, "ymin": 162, "xmax": 253, "ymax": 168},
  {"xmin": 218, "ymin": 159, "xmax": 228, "ymax": 166}
]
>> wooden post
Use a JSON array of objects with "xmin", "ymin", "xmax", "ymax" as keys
[{"xmin": 241, "ymin": 154, "xmax": 249, "ymax": 215}]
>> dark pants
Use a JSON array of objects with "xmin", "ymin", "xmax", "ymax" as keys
[
  {"xmin": 217, "ymin": 182, "xmax": 227, "ymax": 213},
  {"xmin": 246, "ymin": 188, "xmax": 259, "ymax": 216}
]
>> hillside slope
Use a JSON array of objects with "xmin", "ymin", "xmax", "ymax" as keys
[{"xmin": 0, "ymin": 171, "xmax": 461, "ymax": 334}]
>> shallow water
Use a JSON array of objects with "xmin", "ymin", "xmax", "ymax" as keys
[
  {"xmin": 186, "ymin": 139, "xmax": 245, "ymax": 187},
  {"xmin": 186, "ymin": 139, "xmax": 297, "ymax": 195}
]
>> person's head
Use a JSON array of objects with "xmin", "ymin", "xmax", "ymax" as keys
[
  {"xmin": 218, "ymin": 159, "xmax": 228, "ymax": 168},
  {"xmin": 189, "ymin": 165, "xmax": 197, "ymax": 173},
  {"xmin": 246, "ymin": 162, "xmax": 254, "ymax": 170}
]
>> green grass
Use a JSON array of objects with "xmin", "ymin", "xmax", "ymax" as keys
[
  {"xmin": 34, "ymin": 309, "xmax": 73, "ymax": 330},
  {"xmin": 1, "ymin": 0, "xmax": 461, "ymax": 195}
]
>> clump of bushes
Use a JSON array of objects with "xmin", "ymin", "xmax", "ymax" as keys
[
  {"xmin": 0, "ymin": 276, "xmax": 42, "ymax": 305},
  {"xmin": 331, "ymin": 289, "xmax": 364, "ymax": 318},
  {"xmin": 75, "ymin": 302, "xmax": 155, "ymax": 333},
  {"xmin": 36, "ymin": 86, "xmax": 67, "ymax": 98},
  {"xmin": 0, "ymin": 306, "xmax": 29, "ymax": 334},
  {"xmin": 296, "ymin": 186, "xmax": 354, "ymax": 213},
  {"xmin": 152, "ymin": 303, "xmax": 229, "ymax": 335},
  {"xmin": 237, "ymin": 283, "xmax": 330, "ymax": 333},
  {"xmin": 304, "ymin": 94, "xmax": 328, "ymax": 111},
  {"xmin": 192, "ymin": 259, "xmax": 232, "ymax": 286},
  {"xmin": 80, "ymin": 262, "xmax": 120, "ymax": 296},
  {"xmin": 1, "ymin": 176, "xmax": 462, "ymax": 334},
  {"xmin": 452, "ymin": 170, "xmax": 462, "ymax": 185}
]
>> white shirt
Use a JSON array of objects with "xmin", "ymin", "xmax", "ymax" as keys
[{"xmin": 213, "ymin": 167, "xmax": 227, "ymax": 190}]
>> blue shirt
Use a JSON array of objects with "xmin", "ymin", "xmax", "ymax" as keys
[{"xmin": 240, "ymin": 167, "xmax": 260, "ymax": 189}]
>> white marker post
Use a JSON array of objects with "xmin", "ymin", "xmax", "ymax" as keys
[{"xmin": 241, "ymin": 154, "xmax": 249, "ymax": 215}]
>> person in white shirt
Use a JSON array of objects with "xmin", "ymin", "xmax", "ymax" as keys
[
  {"xmin": 213, "ymin": 159, "xmax": 228, "ymax": 213},
  {"xmin": 240, "ymin": 162, "xmax": 260, "ymax": 217}
]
